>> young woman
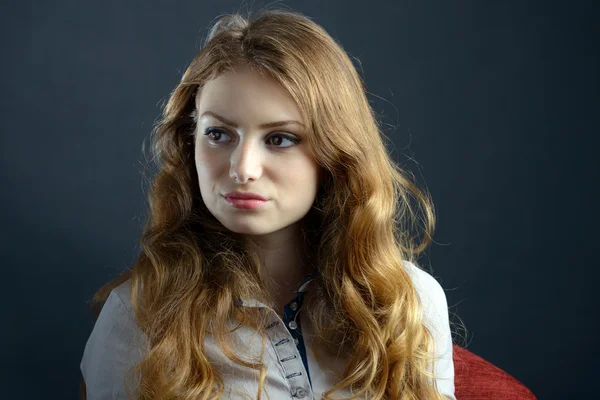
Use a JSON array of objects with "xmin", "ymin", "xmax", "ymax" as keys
[{"xmin": 80, "ymin": 8, "xmax": 456, "ymax": 400}]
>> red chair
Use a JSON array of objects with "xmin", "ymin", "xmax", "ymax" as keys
[{"xmin": 454, "ymin": 344, "xmax": 537, "ymax": 399}]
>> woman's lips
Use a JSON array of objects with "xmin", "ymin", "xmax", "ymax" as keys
[{"xmin": 223, "ymin": 196, "xmax": 269, "ymax": 210}]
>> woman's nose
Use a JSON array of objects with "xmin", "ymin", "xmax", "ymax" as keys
[{"xmin": 229, "ymin": 140, "xmax": 263, "ymax": 183}]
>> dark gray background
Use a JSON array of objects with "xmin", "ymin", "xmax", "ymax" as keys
[{"xmin": 2, "ymin": 1, "xmax": 598, "ymax": 399}]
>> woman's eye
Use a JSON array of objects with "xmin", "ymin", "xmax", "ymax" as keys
[
  {"xmin": 203, "ymin": 128, "xmax": 300, "ymax": 148},
  {"xmin": 266, "ymin": 134, "xmax": 301, "ymax": 148},
  {"xmin": 203, "ymin": 128, "xmax": 230, "ymax": 142}
]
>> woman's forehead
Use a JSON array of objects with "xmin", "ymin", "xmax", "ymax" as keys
[{"xmin": 195, "ymin": 68, "xmax": 307, "ymax": 131}]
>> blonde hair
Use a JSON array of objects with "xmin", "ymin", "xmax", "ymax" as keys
[{"xmin": 92, "ymin": 7, "xmax": 449, "ymax": 400}]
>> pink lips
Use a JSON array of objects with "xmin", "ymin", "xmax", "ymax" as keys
[{"xmin": 223, "ymin": 191, "xmax": 269, "ymax": 210}]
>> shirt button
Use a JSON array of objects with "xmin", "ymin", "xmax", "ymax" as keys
[
  {"xmin": 288, "ymin": 320, "xmax": 298, "ymax": 330},
  {"xmin": 293, "ymin": 388, "xmax": 308, "ymax": 398},
  {"xmin": 290, "ymin": 301, "xmax": 298, "ymax": 311}
]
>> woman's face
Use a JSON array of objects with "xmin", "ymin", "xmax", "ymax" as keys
[{"xmin": 194, "ymin": 65, "xmax": 320, "ymax": 237}]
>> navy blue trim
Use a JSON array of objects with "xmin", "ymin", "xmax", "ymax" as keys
[
  {"xmin": 281, "ymin": 270, "xmax": 317, "ymax": 388},
  {"xmin": 282, "ymin": 292, "xmax": 311, "ymax": 388}
]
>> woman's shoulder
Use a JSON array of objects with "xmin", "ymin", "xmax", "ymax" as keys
[
  {"xmin": 95, "ymin": 278, "xmax": 142, "ymax": 343},
  {"xmin": 402, "ymin": 261, "xmax": 447, "ymax": 299},
  {"xmin": 401, "ymin": 260, "xmax": 450, "ymax": 326},
  {"xmin": 110, "ymin": 279, "xmax": 134, "ymax": 313},
  {"xmin": 81, "ymin": 278, "xmax": 146, "ymax": 397},
  {"xmin": 402, "ymin": 260, "xmax": 455, "ymax": 397}
]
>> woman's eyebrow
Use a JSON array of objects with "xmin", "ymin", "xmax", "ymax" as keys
[{"xmin": 200, "ymin": 111, "xmax": 305, "ymax": 130}]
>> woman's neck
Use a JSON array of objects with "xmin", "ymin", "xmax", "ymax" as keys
[{"xmin": 245, "ymin": 222, "xmax": 312, "ymax": 315}]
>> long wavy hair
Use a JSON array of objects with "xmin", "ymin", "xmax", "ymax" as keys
[{"xmin": 91, "ymin": 7, "xmax": 448, "ymax": 400}]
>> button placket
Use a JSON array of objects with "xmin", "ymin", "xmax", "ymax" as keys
[
  {"xmin": 282, "ymin": 290, "xmax": 314, "ymax": 389},
  {"xmin": 265, "ymin": 315, "xmax": 313, "ymax": 399}
]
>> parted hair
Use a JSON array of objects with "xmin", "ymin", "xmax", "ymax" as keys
[{"xmin": 91, "ymin": 7, "xmax": 448, "ymax": 400}]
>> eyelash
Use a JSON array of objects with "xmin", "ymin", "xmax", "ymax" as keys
[{"xmin": 202, "ymin": 128, "xmax": 301, "ymax": 148}]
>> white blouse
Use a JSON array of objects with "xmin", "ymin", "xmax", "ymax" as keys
[{"xmin": 80, "ymin": 261, "xmax": 455, "ymax": 399}]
